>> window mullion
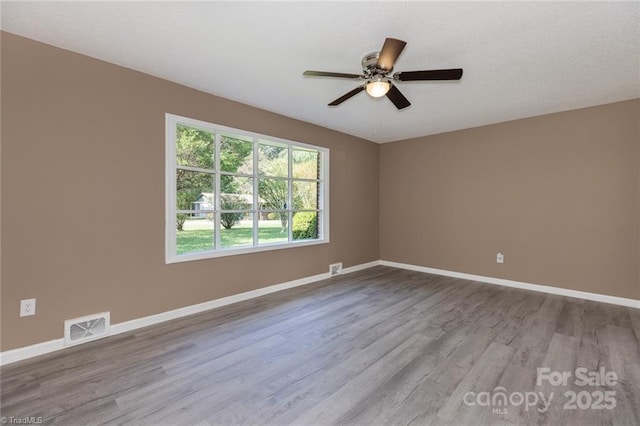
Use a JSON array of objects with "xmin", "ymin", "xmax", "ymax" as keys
[
  {"xmin": 252, "ymin": 138, "xmax": 259, "ymax": 246},
  {"xmin": 176, "ymin": 165, "xmax": 215, "ymax": 174},
  {"xmin": 168, "ymin": 117, "xmax": 178, "ymax": 261},
  {"xmin": 214, "ymin": 132, "xmax": 221, "ymax": 249},
  {"xmin": 317, "ymin": 151, "xmax": 323, "ymax": 239},
  {"xmin": 288, "ymin": 146, "xmax": 293, "ymax": 242}
]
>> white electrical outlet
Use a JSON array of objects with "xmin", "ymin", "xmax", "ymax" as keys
[
  {"xmin": 496, "ymin": 252, "xmax": 504, "ymax": 264},
  {"xmin": 330, "ymin": 262, "xmax": 343, "ymax": 276},
  {"xmin": 20, "ymin": 298, "xmax": 36, "ymax": 317}
]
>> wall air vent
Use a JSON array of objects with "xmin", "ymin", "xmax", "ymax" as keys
[
  {"xmin": 64, "ymin": 312, "xmax": 110, "ymax": 346},
  {"xmin": 330, "ymin": 262, "xmax": 343, "ymax": 276}
]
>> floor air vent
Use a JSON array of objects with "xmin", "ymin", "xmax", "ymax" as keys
[{"xmin": 64, "ymin": 312, "xmax": 110, "ymax": 346}]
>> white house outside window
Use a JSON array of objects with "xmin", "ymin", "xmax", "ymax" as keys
[{"xmin": 165, "ymin": 114, "xmax": 329, "ymax": 263}]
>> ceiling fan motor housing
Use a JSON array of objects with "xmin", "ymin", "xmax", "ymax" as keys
[{"xmin": 362, "ymin": 52, "xmax": 391, "ymax": 78}]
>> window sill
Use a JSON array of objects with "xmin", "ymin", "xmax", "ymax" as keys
[{"xmin": 165, "ymin": 238, "xmax": 330, "ymax": 264}]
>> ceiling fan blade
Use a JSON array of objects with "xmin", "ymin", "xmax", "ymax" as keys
[
  {"xmin": 386, "ymin": 84, "xmax": 411, "ymax": 110},
  {"xmin": 376, "ymin": 38, "xmax": 407, "ymax": 71},
  {"xmin": 304, "ymin": 70, "xmax": 364, "ymax": 79},
  {"xmin": 395, "ymin": 68, "xmax": 463, "ymax": 81},
  {"xmin": 328, "ymin": 86, "xmax": 365, "ymax": 106}
]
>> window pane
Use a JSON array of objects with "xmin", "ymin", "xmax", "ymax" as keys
[
  {"xmin": 292, "ymin": 148, "xmax": 319, "ymax": 179},
  {"xmin": 259, "ymin": 212, "xmax": 289, "ymax": 245},
  {"xmin": 220, "ymin": 176, "xmax": 253, "ymax": 208},
  {"xmin": 293, "ymin": 180, "xmax": 319, "ymax": 210},
  {"xmin": 292, "ymin": 211, "xmax": 319, "ymax": 241},
  {"xmin": 220, "ymin": 134, "xmax": 253, "ymax": 173},
  {"xmin": 220, "ymin": 213, "xmax": 253, "ymax": 248},
  {"xmin": 177, "ymin": 170, "xmax": 214, "ymax": 210},
  {"xmin": 176, "ymin": 124, "xmax": 214, "ymax": 169},
  {"xmin": 177, "ymin": 215, "xmax": 215, "ymax": 254},
  {"xmin": 258, "ymin": 178, "xmax": 288, "ymax": 210},
  {"xmin": 258, "ymin": 141, "xmax": 288, "ymax": 177},
  {"xmin": 220, "ymin": 192, "xmax": 251, "ymax": 230}
]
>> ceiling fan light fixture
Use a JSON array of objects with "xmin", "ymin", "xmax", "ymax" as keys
[{"xmin": 366, "ymin": 78, "xmax": 390, "ymax": 98}]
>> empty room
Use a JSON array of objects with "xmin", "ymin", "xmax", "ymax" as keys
[{"xmin": 1, "ymin": 2, "xmax": 638, "ymax": 425}]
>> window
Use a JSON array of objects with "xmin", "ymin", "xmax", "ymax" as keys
[{"xmin": 165, "ymin": 114, "xmax": 329, "ymax": 263}]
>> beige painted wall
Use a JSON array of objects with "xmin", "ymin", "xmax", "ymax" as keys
[
  {"xmin": 0, "ymin": 33, "xmax": 380, "ymax": 351},
  {"xmin": 1, "ymin": 31, "xmax": 638, "ymax": 352},
  {"xmin": 380, "ymin": 99, "xmax": 639, "ymax": 300}
]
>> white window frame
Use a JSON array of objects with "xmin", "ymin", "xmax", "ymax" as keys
[{"xmin": 165, "ymin": 113, "xmax": 330, "ymax": 264}]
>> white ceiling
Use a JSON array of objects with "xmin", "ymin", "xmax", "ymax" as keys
[{"xmin": 1, "ymin": 1, "xmax": 639, "ymax": 143}]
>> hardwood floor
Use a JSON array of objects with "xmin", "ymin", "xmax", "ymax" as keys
[{"xmin": 1, "ymin": 266, "xmax": 639, "ymax": 425}]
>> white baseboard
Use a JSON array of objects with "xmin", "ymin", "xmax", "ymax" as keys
[
  {"xmin": 3, "ymin": 259, "xmax": 636, "ymax": 366},
  {"xmin": 342, "ymin": 260, "xmax": 381, "ymax": 274},
  {"xmin": 380, "ymin": 260, "xmax": 640, "ymax": 309},
  {"xmin": 0, "ymin": 260, "xmax": 377, "ymax": 366},
  {"xmin": 0, "ymin": 338, "xmax": 65, "ymax": 367}
]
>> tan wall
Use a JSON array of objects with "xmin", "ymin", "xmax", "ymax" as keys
[
  {"xmin": 2, "ymin": 31, "xmax": 638, "ymax": 352},
  {"xmin": 0, "ymin": 33, "xmax": 380, "ymax": 351},
  {"xmin": 380, "ymin": 99, "xmax": 640, "ymax": 300}
]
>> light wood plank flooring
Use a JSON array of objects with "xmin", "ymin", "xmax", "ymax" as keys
[{"xmin": 1, "ymin": 266, "xmax": 639, "ymax": 425}]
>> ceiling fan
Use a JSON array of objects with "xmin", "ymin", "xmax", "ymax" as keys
[{"xmin": 303, "ymin": 38, "xmax": 463, "ymax": 110}]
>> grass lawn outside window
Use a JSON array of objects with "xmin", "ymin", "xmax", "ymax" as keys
[{"xmin": 177, "ymin": 219, "xmax": 288, "ymax": 254}]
